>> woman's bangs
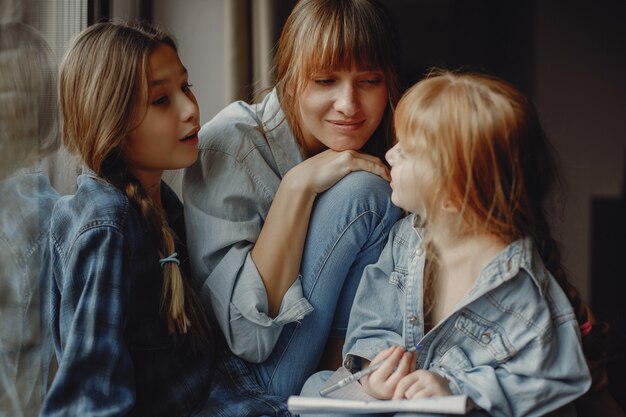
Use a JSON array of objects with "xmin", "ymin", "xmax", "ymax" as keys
[{"xmin": 299, "ymin": 23, "xmax": 382, "ymax": 77}]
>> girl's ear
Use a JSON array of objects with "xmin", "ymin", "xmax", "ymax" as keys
[{"xmin": 441, "ymin": 196, "xmax": 459, "ymax": 213}]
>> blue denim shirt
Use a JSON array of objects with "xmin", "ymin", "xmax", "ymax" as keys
[
  {"xmin": 42, "ymin": 172, "xmax": 217, "ymax": 417},
  {"xmin": 344, "ymin": 214, "xmax": 591, "ymax": 417},
  {"xmin": 183, "ymin": 89, "xmax": 313, "ymax": 363},
  {"xmin": 1, "ymin": 168, "xmax": 59, "ymax": 417}
]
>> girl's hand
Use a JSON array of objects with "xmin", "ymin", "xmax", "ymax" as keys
[
  {"xmin": 285, "ymin": 149, "xmax": 390, "ymax": 196},
  {"xmin": 361, "ymin": 346, "xmax": 416, "ymax": 400},
  {"xmin": 392, "ymin": 369, "xmax": 452, "ymax": 399}
]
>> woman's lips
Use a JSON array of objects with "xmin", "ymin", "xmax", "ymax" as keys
[{"xmin": 327, "ymin": 119, "xmax": 366, "ymax": 132}]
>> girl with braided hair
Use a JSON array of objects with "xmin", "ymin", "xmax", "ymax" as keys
[{"xmin": 43, "ymin": 20, "xmax": 288, "ymax": 416}]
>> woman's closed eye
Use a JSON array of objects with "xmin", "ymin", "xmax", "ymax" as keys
[
  {"xmin": 359, "ymin": 78, "xmax": 382, "ymax": 86},
  {"xmin": 313, "ymin": 78, "xmax": 335, "ymax": 86}
]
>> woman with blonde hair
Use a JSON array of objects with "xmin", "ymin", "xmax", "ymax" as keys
[
  {"xmin": 43, "ymin": 20, "xmax": 288, "ymax": 416},
  {"xmin": 184, "ymin": 0, "xmax": 402, "ymax": 397}
]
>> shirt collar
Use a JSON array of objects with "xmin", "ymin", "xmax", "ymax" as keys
[
  {"xmin": 257, "ymin": 88, "xmax": 305, "ymax": 178},
  {"xmin": 472, "ymin": 236, "xmax": 548, "ymax": 297}
]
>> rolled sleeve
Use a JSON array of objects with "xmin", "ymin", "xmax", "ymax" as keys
[{"xmin": 225, "ymin": 253, "xmax": 313, "ymax": 362}]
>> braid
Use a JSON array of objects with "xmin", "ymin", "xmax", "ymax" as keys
[
  {"xmin": 102, "ymin": 155, "xmax": 212, "ymax": 349},
  {"xmin": 124, "ymin": 179, "xmax": 191, "ymax": 334}
]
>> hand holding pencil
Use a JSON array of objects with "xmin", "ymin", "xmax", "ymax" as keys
[{"xmin": 320, "ymin": 345, "xmax": 420, "ymax": 398}]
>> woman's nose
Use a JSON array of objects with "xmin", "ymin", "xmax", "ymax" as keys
[{"xmin": 333, "ymin": 83, "xmax": 358, "ymax": 117}]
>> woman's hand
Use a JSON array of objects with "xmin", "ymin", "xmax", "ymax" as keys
[
  {"xmin": 393, "ymin": 369, "xmax": 452, "ymax": 399},
  {"xmin": 361, "ymin": 346, "xmax": 416, "ymax": 400},
  {"xmin": 285, "ymin": 149, "xmax": 390, "ymax": 196}
]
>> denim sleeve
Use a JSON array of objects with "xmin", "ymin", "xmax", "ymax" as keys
[
  {"xmin": 441, "ymin": 312, "xmax": 590, "ymax": 417},
  {"xmin": 42, "ymin": 226, "xmax": 134, "ymax": 416},
  {"xmin": 183, "ymin": 147, "xmax": 313, "ymax": 363},
  {"xmin": 343, "ymin": 221, "xmax": 405, "ymax": 369}
]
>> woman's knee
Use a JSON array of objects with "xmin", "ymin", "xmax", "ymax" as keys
[
  {"xmin": 318, "ymin": 171, "xmax": 401, "ymax": 220},
  {"xmin": 333, "ymin": 171, "xmax": 389, "ymax": 199}
]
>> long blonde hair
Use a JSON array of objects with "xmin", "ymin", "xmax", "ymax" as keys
[
  {"xmin": 59, "ymin": 20, "xmax": 211, "ymax": 346},
  {"xmin": 396, "ymin": 69, "xmax": 600, "ymax": 361},
  {"xmin": 274, "ymin": 0, "xmax": 400, "ymax": 159}
]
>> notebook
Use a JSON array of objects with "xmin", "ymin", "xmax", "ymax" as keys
[{"xmin": 288, "ymin": 367, "xmax": 472, "ymax": 415}]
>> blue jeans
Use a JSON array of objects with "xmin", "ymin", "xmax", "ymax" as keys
[
  {"xmin": 196, "ymin": 350, "xmax": 290, "ymax": 417},
  {"xmin": 250, "ymin": 171, "xmax": 402, "ymax": 398}
]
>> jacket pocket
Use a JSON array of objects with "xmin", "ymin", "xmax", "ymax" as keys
[
  {"xmin": 453, "ymin": 310, "xmax": 516, "ymax": 364},
  {"xmin": 430, "ymin": 345, "xmax": 473, "ymax": 373}
]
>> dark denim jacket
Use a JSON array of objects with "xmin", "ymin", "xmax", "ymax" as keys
[
  {"xmin": 42, "ymin": 172, "xmax": 215, "ymax": 416},
  {"xmin": 42, "ymin": 172, "xmax": 289, "ymax": 417}
]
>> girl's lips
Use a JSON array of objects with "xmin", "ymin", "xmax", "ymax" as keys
[{"xmin": 180, "ymin": 133, "xmax": 199, "ymax": 145}]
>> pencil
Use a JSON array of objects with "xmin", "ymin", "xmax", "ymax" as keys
[{"xmin": 319, "ymin": 345, "xmax": 421, "ymax": 397}]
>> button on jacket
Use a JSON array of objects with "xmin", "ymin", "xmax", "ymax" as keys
[
  {"xmin": 184, "ymin": 89, "xmax": 313, "ymax": 363},
  {"xmin": 344, "ymin": 214, "xmax": 591, "ymax": 417}
]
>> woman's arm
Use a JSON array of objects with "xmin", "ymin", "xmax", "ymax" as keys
[
  {"xmin": 252, "ymin": 149, "xmax": 390, "ymax": 316},
  {"xmin": 184, "ymin": 142, "xmax": 389, "ymax": 360},
  {"xmin": 184, "ymin": 144, "xmax": 311, "ymax": 362}
]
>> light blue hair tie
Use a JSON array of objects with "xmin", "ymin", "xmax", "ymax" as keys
[{"xmin": 159, "ymin": 252, "xmax": 180, "ymax": 268}]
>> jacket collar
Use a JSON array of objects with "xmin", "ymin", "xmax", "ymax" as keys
[
  {"xmin": 257, "ymin": 88, "xmax": 305, "ymax": 178},
  {"xmin": 408, "ymin": 212, "xmax": 548, "ymax": 303}
]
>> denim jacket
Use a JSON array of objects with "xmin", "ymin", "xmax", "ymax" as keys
[
  {"xmin": 1, "ymin": 168, "xmax": 59, "ymax": 417},
  {"xmin": 344, "ymin": 214, "xmax": 591, "ymax": 417},
  {"xmin": 42, "ymin": 172, "xmax": 215, "ymax": 417},
  {"xmin": 183, "ymin": 89, "xmax": 313, "ymax": 363}
]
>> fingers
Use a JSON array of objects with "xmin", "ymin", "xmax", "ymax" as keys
[
  {"xmin": 288, "ymin": 149, "xmax": 390, "ymax": 195},
  {"xmin": 371, "ymin": 346, "xmax": 405, "ymax": 378},
  {"xmin": 362, "ymin": 346, "xmax": 415, "ymax": 400},
  {"xmin": 338, "ymin": 150, "xmax": 391, "ymax": 181},
  {"xmin": 316, "ymin": 149, "xmax": 390, "ymax": 180},
  {"xmin": 394, "ymin": 370, "xmax": 452, "ymax": 400},
  {"xmin": 367, "ymin": 346, "xmax": 396, "ymax": 368}
]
